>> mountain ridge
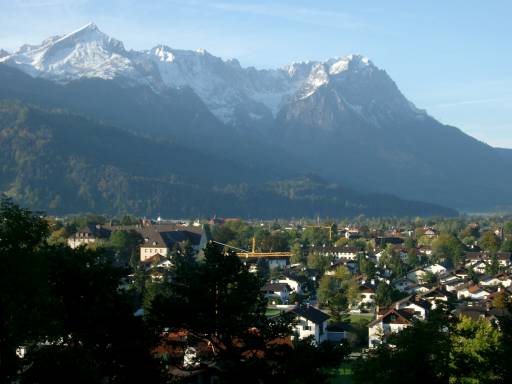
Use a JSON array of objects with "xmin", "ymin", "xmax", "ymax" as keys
[
  {"xmin": 0, "ymin": 99, "xmax": 456, "ymax": 218},
  {"xmin": 0, "ymin": 23, "xmax": 398, "ymax": 125},
  {"xmin": 1, "ymin": 24, "xmax": 511, "ymax": 211}
]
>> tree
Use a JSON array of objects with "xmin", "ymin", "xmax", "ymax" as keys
[
  {"xmin": 147, "ymin": 243, "xmax": 347, "ymax": 382},
  {"xmin": 303, "ymin": 227, "xmax": 330, "ymax": 246},
  {"xmin": 317, "ymin": 275, "xmax": 347, "ymax": 322},
  {"xmin": 432, "ymin": 234, "xmax": 464, "ymax": 266},
  {"xmin": 403, "ymin": 237, "xmax": 415, "ymax": 249},
  {"xmin": 256, "ymin": 257, "xmax": 270, "ymax": 279},
  {"xmin": 307, "ymin": 251, "xmax": 332, "ymax": 273},
  {"xmin": 492, "ymin": 291, "xmax": 508, "ymax": 310},
  {"xmin": 486, "ymin": 254, "xmax": 500, "ymax": 276},
  {"xmin": 318, "ymin": 266, "xmax": 359, "ymax": 320},
  {"xmin": 0, "ymin": 199, "xmax": 159, "ymax": 383},
  {"xmin": 353, "ymin": 308, "xmax": 451, "ymax": 384},
  {"xmin": 0, "ymin": 199, "xmax": 49, "ymax": 381},
  {"xmin": 422, "ymin": 271, "xmax": 437, "ymax": 284},
  {"xmin": 47, "ymin": 226, "xmax": 70, "ymax": 245},
  {"xmin": 462, "ymin": 224, "xmax": 480, "ymax": 239},
  {"xmin": 25, "ymin": 245, "xmax": 160, "ymax": 383},
  {"xmin": 358, "ymin": 254, "xmax": 376, "ymax": 278},
  {"xmin": 380, "ymin": 245, "xmax": 406, "ymax": 278},
  {"xmin": 500, "ymin": 239, "xmax": 512, "ymax": 252},
  {"xmin": 479, "ymin": 231, "xmax": 501, "ymax": 252},
  {"xmin": 353, "ymin": 308, "xmax": 506, "ymax": 384},
  {"xmin": 108, "ymin": 230, "xmax": 142, "ymax": 266},
  {"xmin": 290, "ymin": 243, "xmax": 306, "ymax": 264},
  {"xmin": 468, "ymin": 266, "xmax": 479, "ymax": 283},
  {"xmin": 450, "ymin": 317, "xmax": 502, "ymax": 383},
  {"xmin": 405, "ymin": 249, "xmax": 420, "ymax": 268},
  {"xmin": 374, "ymin": 282, "xmax": 403, "ymax": 308}
]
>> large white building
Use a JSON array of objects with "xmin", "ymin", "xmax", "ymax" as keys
[
  {"xmin": 368, "ymin": 308, "xmax": 413, "ymax": 348},
  {"xmin": 290, "ymin": 305, "xmax": 330, "ymax": 345},
  {"xmin": 67, "ymin": 224, "xmax": 111, "ymax": 249}
]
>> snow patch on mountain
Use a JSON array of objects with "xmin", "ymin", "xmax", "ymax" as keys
[{"xmin": 0, "ymin": 23, "xmax": 416, "ymax": 124}]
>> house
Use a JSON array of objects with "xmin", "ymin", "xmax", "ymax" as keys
[
  {"xmin": 67, "ymin": 224, "xmax": 111, "ymax": 249},
  {"xmin": 407, "ymin": 268, "xmax": 428, "ymax": 284},
  {"xmin": 454, "ymin": 268, "xmax": 469, "ymax": 279},
  {"xmin": 457, "ymin": 284, "xmax": 491, "ymax": 300},
  {"xmin": 261, "ymin": 282, "xmax": 291, "ymax": 304},
  {"xmin": 479, "ymin": 275, "xmax": 503, "ymax": 287},
  {"xmin": 277, "ymin": 276, "xmax": 302, "ymax": 294},
  {"xmin": 393, "ymin": 277, "xmax": 415, "ymax": 293},
  {"xmin": 345, "ymin": 228, "xmax": 361, "ymax": 239},
  {"xmin": 141, "ymin": 253, "xmax": 170, "ymax": 271},
  {"xmin": 357, "ymin": 280, "xmax": 377, "ymax": 308},
  {"xmin": 308, "ymin": 245, "xmax": 362, "ymax": 261},
  {"xmin": 453, "ymin": 305, "xmax": 489, "ymax": 321},
  {"xmin": 496, "ymin": 252, "xmax": 512, "ymax": 267},
  {"xmin": 368, "ymin": 308, "xmax": 414, "ymax": 348},
  {"xmin": 411, "ymin": 284, "xmax": 432, "ymax": 294},
  {"xmin": 326, "ymin": 323, "xmax": 351, "ymax": 343},
  {"xmin": 472, "ymin": 261, "xmax": 488, "ymax": 274},
  {"xmin": 375, "ymin": 236, "xmax": 404, "ymax": 247},
  {"xmin": 441, "ymin": 276, "xmax": 468, "ymax": 293},
  {"xmin": 423, "ymin": 228, "xmax": 438, "ymax": 238},
  {"xmin": 496, "ymin": 273, "xmax": 512, "ymax": 287},
  {"xmin": 338, "ymin": 246, "xmax": 362, "ymax": 261},
  {"xmin": 139, "ymin": 227, "xmax": 202, "ymax": 262},
  {"xmin": 418, "ymin": 246, "xmax": 433, "ymax": 256},
  {"xmin": 325, "ymin": 258, "xmax": 358, "ymax": 276},
  {"xmin": 425, "ymin": 263, "xmax": 447, "ymax": 276},
  {"xmin": 420, "ymin": 288, "xmax": 449, "ymax": 309},
  {"xmin": 464, "ymin": 252, "xmax": 483, "ymax": 265},
  {"xmin": 290, "ymin": 305, "xmax": 330, "ymax": 344},
  {"xmin": 392, "ymin": 295, "xmax": 431, "ymax": 320}
]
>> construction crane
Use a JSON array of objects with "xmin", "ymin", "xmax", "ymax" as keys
[{"xmin": 211, "ymin": 237, "xmax": 292, "ymax": 259}]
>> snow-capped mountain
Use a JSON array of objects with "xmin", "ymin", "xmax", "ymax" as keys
[
  {"xmin": 1, "ymin": 23, "xmax": 512, "ymax": 212},
  {"xmin": 0, "ymin": 23, "xmax": 418, "ymax": 124},
  {"xmin": 1, "ymin": 23, "xmax": 147, "ymax": 83}
]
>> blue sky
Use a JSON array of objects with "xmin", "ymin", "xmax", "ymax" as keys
[{"xmin": 1, "ymin": 0, "xmax": 511, "ymax": 148}]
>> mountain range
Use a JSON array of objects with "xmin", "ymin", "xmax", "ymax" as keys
[{"xmin": 0, "ymin": 23, "xmax": 510, "ymax": 216}]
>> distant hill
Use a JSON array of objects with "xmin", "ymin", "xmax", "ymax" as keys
[{"xmin": 0, "ymin": 100, "xmax": 456, "ymax": 217}]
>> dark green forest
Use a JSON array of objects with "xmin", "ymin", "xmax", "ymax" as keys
[{"xmin": 0, "ymin": 100, "xmax": 456, "ymax": 218}]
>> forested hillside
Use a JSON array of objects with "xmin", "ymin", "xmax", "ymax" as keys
[{"xmin": 0, "ymin": 100, "xmax": 456, "ymax": 217}]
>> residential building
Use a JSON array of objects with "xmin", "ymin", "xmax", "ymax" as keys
[{"xmin": 291, "ymin": 305, "xmax": 330, "ymax": 344}]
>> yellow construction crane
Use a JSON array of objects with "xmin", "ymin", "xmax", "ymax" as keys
[{"xmin": 212, "ymin": 237, "xmax": 292, "ymax": 259}]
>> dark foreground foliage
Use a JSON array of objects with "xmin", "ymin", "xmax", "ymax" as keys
[{"xmin": 0, "ymin": 199, "xmax": 348, "ymax": 383}]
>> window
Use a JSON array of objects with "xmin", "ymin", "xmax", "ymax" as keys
[{"xmin": 303, "ymin": 325, "xmax": 311, "ymax": 331}]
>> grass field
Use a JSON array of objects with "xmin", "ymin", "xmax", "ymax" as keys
[
  {"xmin": 265, "ymin": 308, "xmax": 282, "ymax": 317},
  {"xmin": 329, "ymin": 362, "xmax": 353, "ymax": 384},
  {"xmin": 348, "ymin": 313, "xmax": 375, "ymax": 323}
]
